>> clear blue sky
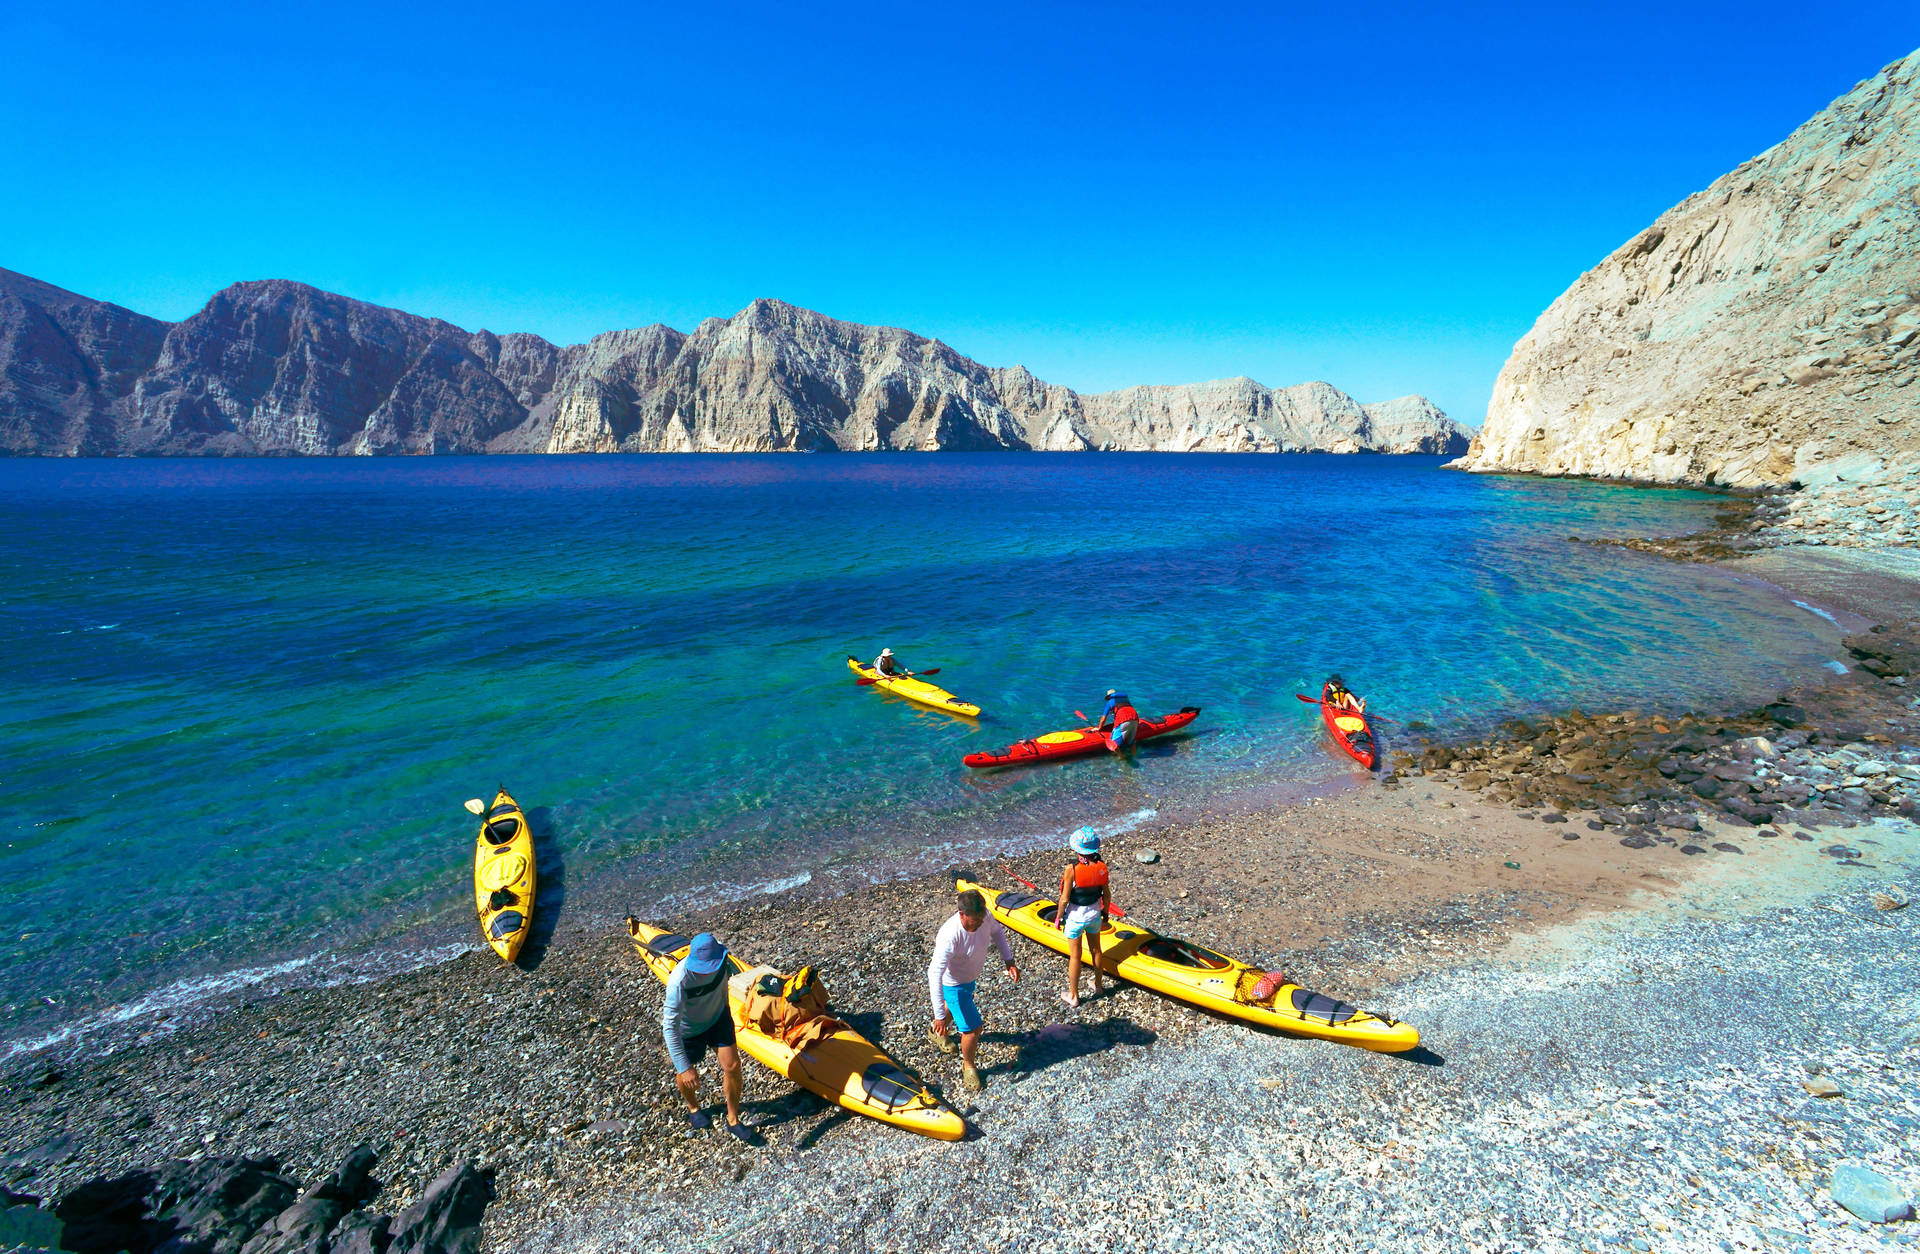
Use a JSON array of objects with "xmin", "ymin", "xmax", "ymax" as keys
[{"xmin": 2, "ymin": 4, "xmax": 1914, "ymax": 422}]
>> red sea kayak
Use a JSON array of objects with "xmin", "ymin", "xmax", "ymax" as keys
[
  {"xmin": 1320, "ymin": 681, "xmax": 1377, "ymax": 769},
  {"xmin": 963, "ymin": 707, "xmax": 1201, "ymax": 769}
]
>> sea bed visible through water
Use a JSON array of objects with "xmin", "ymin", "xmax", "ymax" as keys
[{"xmin": 0, "ymin": 454, "xmax": 1848, "ymax": 1059}]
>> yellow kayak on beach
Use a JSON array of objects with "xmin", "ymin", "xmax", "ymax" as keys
[
  {"xmin": 627, "ymin": 919, "xmax": 965, "ymax": 1141},
  {"xmin": 846, "ymin": 656, "xmax": 980, "ymax": 718},
  {"xmin": 472, "ymin": 789, "xmax": 535, "ymax": 962},
  {"xmin": 960, "ymin": 878, "xmax": 1419, "ymax": 1053}
]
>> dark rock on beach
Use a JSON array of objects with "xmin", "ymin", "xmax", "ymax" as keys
[{"xmin": 48, "ymin": 1147, "xmax": 487, "ymax": 1254}]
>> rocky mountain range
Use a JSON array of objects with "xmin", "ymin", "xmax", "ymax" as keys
[
  {"xmin": 0, "ymin": 268, "xmax": 1469, "ymax": 457},
  {"xmin": 1449, "ymin": 48, "xmax": 1919, "ymax": 492}
]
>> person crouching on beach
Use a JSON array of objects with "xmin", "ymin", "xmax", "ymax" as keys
[
  {"xmin": 1055, "ymin": 827, "xmax": 1111, "ymax": 1008},
  {"xmin": 662, "ymin": 932, "xmax": 760, "ymax": 1144},
  {"xmin": 927, "ymin": 888, "xmax": 1020, "ymax": 1092}
]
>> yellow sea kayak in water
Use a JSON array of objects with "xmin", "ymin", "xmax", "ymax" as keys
[
  {"xmin": 627, "ymin": 920, "xmax": 965, "ymax": 1140},
  {"xmin": 473, "ymin": 789, "xmax": 535, "ymax": 962},
  {"xmin": 846, "ymin": 656, "xmax": 980, "ymax": 718},
  {"xmin": 960, "ymin": 878, "xmax": 1419, "ymax": 1053}
]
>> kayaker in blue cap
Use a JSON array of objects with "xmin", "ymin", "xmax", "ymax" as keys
[
  {"xmin": 662, "ymin": 932, "xmax": 758, "ymax": 1143},
  {"xmin": 1095, "ymin": 689, "xmax": 1140, "ymax": 751},
  {"xmin": 1055, "ymin": 827, "xmax": 1111, "ymax": 1007}
]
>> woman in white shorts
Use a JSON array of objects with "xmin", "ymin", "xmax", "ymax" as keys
[{"xmin": 1054, "ymin": 827, "xmax": 1112, "ymax": 1008}]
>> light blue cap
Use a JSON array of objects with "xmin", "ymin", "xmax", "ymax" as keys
[
  {"xmin": 1070, "ymin": 827, "xmax": 1100, "ymax": 856},
  {"xmin": 685, "ymin": 932, "xmax": 727, "ymax": 974}
]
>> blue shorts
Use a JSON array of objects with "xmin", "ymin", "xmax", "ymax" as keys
[
  {"xmin": 1107, "ymin": 719, "xmax": 1138, "ymax": 750},
  {"xmin": 941, "ymin": 980, "xmax": 982, "ymax": 1034},
  {"xmin": 1063, "ymin": 906, "xmax": 1104, "ymax": 941}
]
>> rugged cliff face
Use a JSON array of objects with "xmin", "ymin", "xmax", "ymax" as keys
[
  {"xmin": 1450, "ymin": 49, "xmax": 1920, "ymax": 490},
  {"xmin": 0, "ymin": 270, "xmax": 1470, "ymax": 456}
]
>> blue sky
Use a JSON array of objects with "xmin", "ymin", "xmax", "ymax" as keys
[{"xmin": 1, "ymin": 4, "xmax": 1914, "ymax": 421}]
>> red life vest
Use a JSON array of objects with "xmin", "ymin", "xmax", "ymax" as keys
[{"xmin": 1066, "ymin": 858, "xmax": 1109, "ymax": 907}]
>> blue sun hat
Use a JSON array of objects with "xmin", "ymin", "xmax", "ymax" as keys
[
  {"xmin": 685, "ymin": 932, "xmax": 728, "ymax": 974},
  {"xmin": 1070, "ymin": 827, "xmax": 1101, "ymax": 857}
]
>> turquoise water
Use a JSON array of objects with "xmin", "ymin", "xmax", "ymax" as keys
[{"xmin": 0, "ymin": 455, "xmax": 1835, "ymax": 1052}]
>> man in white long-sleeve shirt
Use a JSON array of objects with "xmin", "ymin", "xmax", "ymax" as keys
[{"xmin": 926, "ymin": 888, "xmax": 1020, "ymax": 1092}]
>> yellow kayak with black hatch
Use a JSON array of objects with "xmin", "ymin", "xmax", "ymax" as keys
[
  {"xmin": 473, "ymin": 789, "xmax": 535, "ymax": 962},
  {"xmin": 959, "ymin": 878, "xmax": 1419, "ymax": 1053},
  {"xmin": 627, "ymin": 919, "xmax": 965, "ymax": 1140},
  {"xmin": 846, "ymin": 656, "xmax": 980, "ymax": 718}
]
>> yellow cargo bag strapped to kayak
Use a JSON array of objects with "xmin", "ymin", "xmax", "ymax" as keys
[{"xmin": 735, "ymin": 964, "xmax": 846, "ymax": 1051}]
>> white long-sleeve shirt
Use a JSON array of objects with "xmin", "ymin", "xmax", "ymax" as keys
[{"xmin": 927, "ymin": 913, "xmax": 1014, "ymax": 1014}]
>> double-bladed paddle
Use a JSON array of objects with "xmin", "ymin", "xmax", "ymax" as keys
[
  {"xmin": 1295, "ymin": 692, "xmax": 1396, "ymax": 724},
  {"xmin": 1000, "ymin": 863, "xmax": 1130, "ymax": 920},
  {"xmin": 855, "ymin": 667, "xmax": 941, "ymax": 685}
]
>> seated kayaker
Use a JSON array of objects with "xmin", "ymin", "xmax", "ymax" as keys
[
  {"xmin": 1325, "ymin": 675, "xmax": 1365, "ymax": 713},
  {"xmin": 874, "ymin": 647, "xmax": 908, "ymax": 678},
  {"xmin": 1095, "ymin": 689, "xmax": 1140, "ymax": 750},
  {"xmin": 1054, "ymin": 827, "xmax": 1111, "ymax": 1008}
]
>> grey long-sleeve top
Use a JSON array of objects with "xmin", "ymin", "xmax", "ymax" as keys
[{"xmin": 661, "ymin": 959, "xmax": 730, "ymax": 1073}]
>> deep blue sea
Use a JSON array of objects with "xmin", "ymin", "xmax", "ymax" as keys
[{"xmin": 0, "ymin": 454, "xmax": 1841, "ymax": 1055}]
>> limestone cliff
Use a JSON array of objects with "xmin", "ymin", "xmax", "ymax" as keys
[
  {"xmin": 0, "ymin": 270, "xmax": 1471, "ymax": 456},
  {"xmin": 1450, "ymin": 48, "xmax": 1920, "ymax": 489}
]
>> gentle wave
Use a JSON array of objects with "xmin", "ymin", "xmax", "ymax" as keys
[{"xmin": 4, "ymin": 940, "xmax": 479, "ymax": 1062}]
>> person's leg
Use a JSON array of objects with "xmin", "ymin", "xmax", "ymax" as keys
[
  {"xmin": 949, "ymin": 981, "xmax": 985, "ymax": 1090},
  {"xmin": 717, "ymin": 1044, "xmax": 743, "ymax": 1125},
  {"xmin": 1063, "ymin": 930, "xmax": 1083, "ymax": 1007},
  {"xmin": 1088, "ymin": 929, "xmax": 1105, "ymax": 997}
]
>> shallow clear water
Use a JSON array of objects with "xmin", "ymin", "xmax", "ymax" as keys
[{"xmin": 0, "ymin": 454, "xmax": 1836, "ymax": 1050}]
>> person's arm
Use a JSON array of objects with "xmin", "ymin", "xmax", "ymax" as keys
[
  {"xmin": 1055, "ymin": 867, "xmax": 1072, "ymax": 928},
  {"xmin": 1102, "ymin": 881, "xmax": 1112, "ymax": 917},
  {"xmin": 661, "ymin": 967, "xmax": 693, "ymax": 1075},
  {"xmin": 928, "ymin": 920, "xmax": 954, "ymax": 1019}
]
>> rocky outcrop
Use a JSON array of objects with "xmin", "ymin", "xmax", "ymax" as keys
[
  {"xmin": 1450, "ymin": 48, "xmax": 1920, "ymax": 489},
  {"xmin": 0, "ymin": 269, "xmax": 1470, "ymax": 456},
  {"xmin": 47, "ymin": 1145, "xmax": 491, "ymax": 1254}
]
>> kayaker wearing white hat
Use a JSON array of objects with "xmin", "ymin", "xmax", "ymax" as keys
[
  {"xmin": 874, "ymin": 647, "xmax": 908, "ymax": 678},
  {"xmin": 662, "ymin": 932, "xmax": 758, "ymax": 1143},
  {"xmin": 1054, "ymin": 827, "xmax": 1111, "ymax": 1008}
]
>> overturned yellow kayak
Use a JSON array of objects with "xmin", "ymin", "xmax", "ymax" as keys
[
  {"xmin": 627, "ymin": 919, "xmax": 965, "ymax": 1140},
  {"xmin": 846, "ymin": 656, "xmax": 980, "ymax": 718},
  {"xmin": 960, "ymin": 878, "xmax": 1419, "ymax": 1053},
  {"xmin": 473, "ymin": 789, "xmax": 535, "ymax": 962}
]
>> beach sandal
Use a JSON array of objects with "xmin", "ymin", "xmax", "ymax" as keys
[
  {"xmin": 724, "ymin": 1119, "xmax": 763, "ymax": 1146},
  {"xmin": 685, "ymin": 1109, "xmax": 712, "ymax": 1131},
  {"xmin": 962, "ymin": 1063, "xmax": 983, "ymax": 1093},
  {"xmin": 925, "ymin": 1024, "xmax": 956, "ymax": 1055}
]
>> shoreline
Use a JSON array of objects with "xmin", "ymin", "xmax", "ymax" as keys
[{"xmin": 9, "ymin": 539, "xmax": 1920, "ymax": 1251}]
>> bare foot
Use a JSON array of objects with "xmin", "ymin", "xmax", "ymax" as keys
[{"xmin": 1059, "ymin": 991, "xmax": 1080, "ymax": 1009}]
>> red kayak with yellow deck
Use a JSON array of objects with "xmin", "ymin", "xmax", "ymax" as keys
[
  {"xmin": 1320, "ymin": 680, "xmax": 1377, "ymax": 769},
  {"xmin": 962, "ymin": 706, "xmax": 1201, "ymax": 769}
]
